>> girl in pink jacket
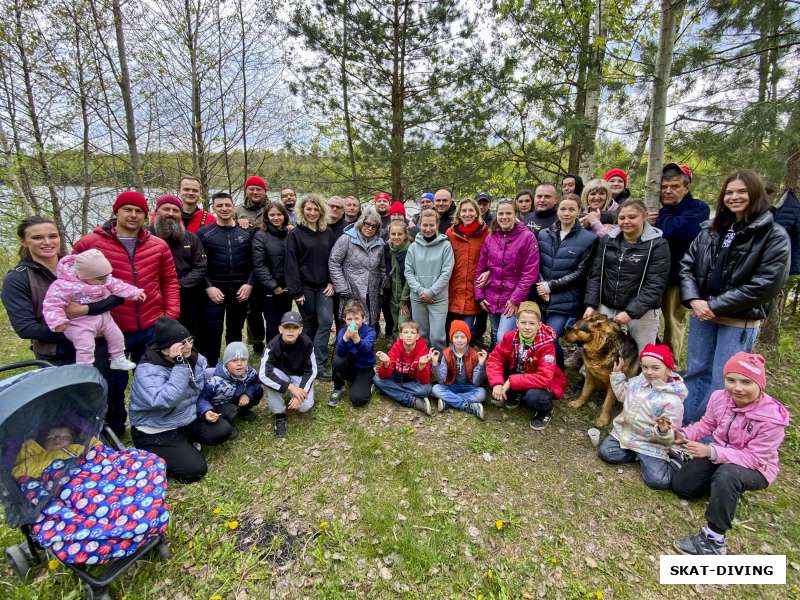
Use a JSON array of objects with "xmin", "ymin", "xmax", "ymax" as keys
[
  {"xmin": 43, "ymin": 249, "xmax": 145, "ymax": 369},
  {"xmin": 669, "ymin": 352, "xmax": 790, "ymax": 555}
]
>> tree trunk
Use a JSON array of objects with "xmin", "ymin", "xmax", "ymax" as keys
[
  {"xmin": 644, "ymin": 0, "xmax": 685, "ymax": 211},
  {"xmin": 577, "ymin": 0, "xmax": 607, "ymax": 182},
  {"xmin": 185, "ymin": 0, "xmax": 207, "ymax": 192},
  {"xmin": 111, "ymin": 0, "xmax": 143, "ymax": 191},
  {"xmin": 389, "ymin": 0, "xmax": 408, "ymax": 201},
  {"xmin": 568, "ymin": 7, "xmax": 592, "ymax": 175},
  {"xmin": 217, "ymin": 0, "xmax": 232, "ymax": 191},
  {"xmin": 627, "ymin": 100, "xmax": 652, "ymax": 175},
  {"xmin": 73, "ymin": 6, "xmax": 92, "ymax": 235},
  {"xmin": 0, "ymin": 57, "xmax": 37, "ymax": 214},
  {"xmin": 238, "ymin": 0, "xmax": 249, "ymax": 178},
  {"xmin": 341, "ymin": 0, "xmax": 358, "ymax": 193}
]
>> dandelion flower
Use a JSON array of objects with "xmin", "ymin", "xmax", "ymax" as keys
[
  {"xmin": 495, "ymin": 519, "xmax": 505, "ymax": 531},
  {"xmin": 595, "ymin": 592, "xmax": 604, "ymax": 600},
  {"xmin": 212, "ymin": 507, "xmax": 222, "ymax": 515},
  {"xmin": 48, "ymin": 558, "xmax": 59, "ymax": 571},
  {"xmin": 224, "ymin": 520, "xmax": 239, "ymax": 530},
  {"xmin": 210, "ymin": 595, "xmax": 222, "ymax": 600},
  {"xmin": 485, "ymin": 569, "xmax": 494, "ymax": 579},
  {"xmin": 319, "ymin": 520, "xmax": 329, "ymax": 531}
]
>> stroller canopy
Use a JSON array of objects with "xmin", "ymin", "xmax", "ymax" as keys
[{"xmin": 0, "ymin": 365, "xmax": 107, "ymax": 527}]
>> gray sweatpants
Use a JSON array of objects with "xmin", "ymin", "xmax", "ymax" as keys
[
  {"xmin": 599, "ymin": 305, "xmax": 660, "ymax": 352},
  {"xmin": 411, "ymin": 296, "xmax": 448, "ymax": 350},
  {"xmin": 262, "ymin": 367, "xmax": 315, "ymax": 414}
]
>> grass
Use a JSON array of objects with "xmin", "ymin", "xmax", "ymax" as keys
[{"xmin": 0, "ymin": 300, "xmax": 799, "ymax": 599}]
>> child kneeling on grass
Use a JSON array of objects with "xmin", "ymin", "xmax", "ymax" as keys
[
  {"xmin": 430, "ymin": 320, "xmax": 488, "ymax": 420},
  {"xmin": 669, "ymin": 352, "xmax": 790, "ymax": 556},
  {"xmin": 485, "ymin": 301, "xmax": 566, "ymax": 430},
  {"xmin": 259, "ymin": 311, "xmax": 317, "ymax": 437},
  {"xmin": 597, "ymin": 343, "xmax": 687, "ymax": 490},
  {"xmin": 198, "ymin": 342, "xmax": 263, "ymax": 435},
  {"xmin": 373, "ymin": 320, "xmax": 434, "ymax": 415},
  {"xmin": 329, "ymin": 299, "xmax": 376, "ymax": 408}
]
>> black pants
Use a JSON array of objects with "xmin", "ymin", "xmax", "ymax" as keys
[
  {"xmin": 198, "ymin": 283, "xmax": 250, "ymax": 366},
  {"xmin": 246, "ymin": 285, "xmax": 266, "ymax": 350},
  {"xmin": 671, "ymin": 458, "xmax": 768, "ymax": 534},
  {"xmin": 332, "ymin": 353, "xmax": 373, "ymax": 407},
  {"xmin": 509, "ymin": 388, "xmax": 553, "ymax": 416},
  {"xmin": 263, "ymin": 293, "xmax": 294, "ymax": 346},
  {"xmin": 473, "ymin": 311, "xmax": 489, "ymax": 349},
  {"xmin": 380, "ymin": 293, "xmax": 394, "ymax": 338},
  {"xmin": 332, "ymin": 294, "xmax": 345, "ymax": 332},
  {"xmin": 179, "ymin": 286, "xmax": 206, "ymax": 338},
  {"xmin": 131, "ymin": 417, "xmax": 234, "ymax": 483},
  {"xmin": 211, "ymin": 387, "xmax": 263, "ymax": 422}
]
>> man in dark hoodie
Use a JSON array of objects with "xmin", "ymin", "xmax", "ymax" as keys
[
  {"xmin": 476, "ymin": 191, "xmax": 494, "ymax": 227},
  {"xmin": 649, "ymin": 163, "xmax": 709, "ymax": 363},
  {"xmin": 524, "ymin": 183, "xmax": 560, "ymax": 234},
  {"xmin": 434, "ymin": 188, "xmax": 457, "ymax": 234}
]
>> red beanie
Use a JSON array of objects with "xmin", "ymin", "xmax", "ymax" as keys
[
  {"xmin": 388, "ymin": 201, "xmax": 406, "ymax": 217},
  {"xmin": 724, "ymin": 352, "xmax": 767, "ymax": 391},
  {"xmin": 244, "ymin": 175, "xmax": 267, "ymax": 190},
  {"xmin": 639, "ymin": 343, "xmax": 675, "ymax": 370},
  {"xmin": 602, "ymin": 168, "xmax": 628, "ymax": 187},
  {"xmin": 374, "ymin": 191, "xmax": 392, "ymax": 203},
  {"xmin": 113, "ymin": 191, "xmax": 149, "ymax": 215},
  {"xmin": 155, "ymin": 194, "xmax": 182, "ymax": 211},
  {"xmin": 449, "ymin": 320, "xmax": 471, "ymax": 344}
]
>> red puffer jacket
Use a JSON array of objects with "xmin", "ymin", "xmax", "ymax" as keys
[
  {"xmin": 486, "ymin": 325, "xmax": 566, "ymax": 398},
  {"xmin": 73, "ymin": 220, "xmax": 180, "ymax": 332}
]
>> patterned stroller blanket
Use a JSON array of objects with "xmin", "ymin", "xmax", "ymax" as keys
[{"xmin": 16, "ymin": 444, "xmax": 169, "ymax": 565}]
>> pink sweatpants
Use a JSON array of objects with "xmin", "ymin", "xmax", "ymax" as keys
[{"xmin": 63, "ymin": 313, "xmax": 125, "ymax": 364}]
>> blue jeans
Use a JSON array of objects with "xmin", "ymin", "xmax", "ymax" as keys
[
  {"xmin": 598, "ymin": 436, "xmax": 673, "ymax": 490},
  {"xmin": 489, "ymin": 313, "xmax": 517, "ymax": 347},
  {"xmin": 300, "ymin": 286, "xmax": 334, "ymax": 370},
  {"xmin": 544, "ymin": 313, "xmax": 576, "ymax": 369},
  {"xmin": 683, "ymin": 317, "xmax": 759, "ymax": 425},
  {"xmin": 373, "ymin": 374, "xmax": 432, "ymax": 407},
  {"xmin": 431, "ymin": 383, "xmax": 486, "ymax": 410}
]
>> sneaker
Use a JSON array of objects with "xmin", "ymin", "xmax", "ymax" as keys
[
  {"xmin": 436, "ymin": 398, "xmax": 445, "ymax": 413},
  {"xmin": 530, "ymin": 411, "xmax": 552, "ymax": 431},
  {"xmin": 274, "ymin": 414, "xmax": 288, "ymax": 438},
  {"xmin": 673, "ymin": 530, "xmax": 726, "ymax": 555},
  {"xmin": 465, "ymin": 402, "xmax": 485, "ymax": 420},
  {"xmin": 505, "ymin": 397, "xmax": 520, "ymax": 409},
  {"xmin": 228, "ymin": 426, "xmax": 240, "ymax": 441},
  {"xmin": 238, "ymin": 409, "xmax": 257, "ymax": 422},
  {"xmin": 318, "ymin": 369, "xmax": 333, "ymax": 381},
  {"xmin": 412, "ymin": 397, "xmax": 433, "ymax": 416},
  {"xmin": 328, "ymin": 389, "xmax": 342, "ymax": 407},
  {"xmin": 110, "ymin": 356, "xmax": 137, "ymax": 370}
]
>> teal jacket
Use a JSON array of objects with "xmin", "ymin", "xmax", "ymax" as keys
[{"xmin": 404, "ymin": 232, "xmax": 454, "ymax": 302}]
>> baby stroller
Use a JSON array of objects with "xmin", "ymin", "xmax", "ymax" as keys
[{"xmin": 0, "ymin": 361, "xmax": 170, "ymax": 600}]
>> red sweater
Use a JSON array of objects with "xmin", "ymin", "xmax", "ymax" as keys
[
  {"xmin": 73, "ymin": 221, "xmax": 180, "ymax": 332},
  {"xmin": 184, "ymin": 208, "xmax": 216, "ymax": 233},
  {"xmin": 486, "ymin": 326, "xmax": 566, "ymax": 398},
  {"xmin": 376, "ymin": 337, "xmax": 431, "ymax": 384}
]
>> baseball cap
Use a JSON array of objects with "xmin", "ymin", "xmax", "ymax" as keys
[
  {"xmin": 280, "ymin": 311, "xmax": 303, "ymax": 327},
  {"xmin": 475, "ymin": 191, "xmax": 491, "ymax": 202},
  {"xmin": 662, "ymin": 162, "xmax": 693, "ymax": 182}
]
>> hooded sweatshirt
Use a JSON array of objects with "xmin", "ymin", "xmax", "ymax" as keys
[
  {"xmin": 681, "ymin": 389, "xmax": 790, "ymax": 484},
  {"xmin": 197, "ymin": 361, "xmax": 261, "ymax": 416},
  {"xmin": 376, "ymin": 337, "xmax": 431, "ymax": 384},
  {"xmin": 609, "ymin": 371, "xmax": 688, "ymax": 460},
  {"xmin": 404, "ymin": 232, "xmax": 454, "ymax": 303}
]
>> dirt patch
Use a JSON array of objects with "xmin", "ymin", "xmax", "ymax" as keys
[{"xmin": 235, "ymin": 507, "xmax": 313, "ymax": 566}]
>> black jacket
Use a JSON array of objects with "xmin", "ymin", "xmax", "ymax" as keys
[
  {"xmin": 252, "ymin": 225, "xmax": 288, "ymax": 294},
  {"xmin": 197, "ymin": 223, "xmax": 254, "ymax": 287},
  {"xmin": 679, "ymin": 211, "xmax": 790, "ymax": 320},
  {"xmin": 773, "ymin": 190, "xmax": 800, "ymax": 275},
  {"xmin": 258, "ymin": 333, "xmax": 317, "ymax": 393},
  {"xmin": 150, "ymin": 228, "xmax": 207, "ymax": 289},
  {"xmin": 438, "ymin": 203, "xmax": 457, "ymax": 234},
  {"xmin": 1, "ymin": 259, "xmax": 122, "ymax": 360},
  {"xmin": 655, "ymin": 193, "xmax": 709, "ymax": 286},
  {"xmin": 524, "ymin": 207, "xmax": 558, "ymax": 235},
  {"xmin": 534, "ymin": 223, "xmax": 597, "ymax": 316},
  {"xmin": 285, "ymin": 225, "xmax": 334, "ymax": 296},
  {"xmin": 584, "ymin": 224, "xmax": 670, "ymax": 318},
  {"xmin": 328, "ymin": 217, "xmax": 348, "ymax": 241}
]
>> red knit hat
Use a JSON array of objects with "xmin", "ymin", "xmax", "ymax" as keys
[
  {"xmin": 244, "ymin": 175, "xmax": 267, "ymax": 190},
  {"xmin": 724, "ymin": 352, "xmax": 767, "ymax": 391},
  {"xmin": 388, "ymin": 201, "xmax": 406, "ymax": 217},
  {"xmin": 639, "ymin": 343, "xmax": 675, "ymax": 370},
  {"xmin": 155, "ymin": 194, "xmax": 182, "ymax": 211},
  {"xmin": 113, "ymin": 191, "xmax": 149, "ymax": 215},
  {"xmin": 449, "ymin": 320, "xmax": 471, "ymax": 344},
  {"xmin": 374, "ymin": 191, "xmax": 392, "ymax": 203},
  {"xmin": 602, "ymin": 168, "xmax": 628, "ymax": 187}
]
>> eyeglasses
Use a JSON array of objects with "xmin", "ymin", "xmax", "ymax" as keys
[
  {"xmin": 328, "ymin": 204, "xmax": 344, "ymax": 210},
  {"xmin": 362, "ymin": 222, "xmax": 379, "ymax": 229},
  {"xmin": 182, "ymin": 337, "xmax": 195, "ymax": 345}
]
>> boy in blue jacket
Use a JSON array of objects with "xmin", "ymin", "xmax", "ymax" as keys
[
  {"xmin": 198, "ymin": 342, "xmax": 263, "ymax": 431},
  {"xmin": 329, "ymin": 299, "xmax": 376, "ymax": 407}
]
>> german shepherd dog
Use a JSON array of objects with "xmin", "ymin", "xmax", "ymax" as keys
[{"xmin": 564, "ymin": 313, "xmax": 640, "ymax": 427}]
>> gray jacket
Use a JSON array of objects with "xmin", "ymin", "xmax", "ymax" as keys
[
  {"xmin": 404, "ymin": 232, "xmax": 454, "ymax": 303},
  {"xmin": 328, "ymin": 225, "xmax": 386, "ymax": 325}
]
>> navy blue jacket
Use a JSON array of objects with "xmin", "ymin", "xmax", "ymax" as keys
[
  {"xmin": 197, "ymin": 223, "xmax": 254, "ymax": 287},
  {"xmin": 535, "ymin": 223, "xmax": 597, "ymax": 316},
  {"xmin": 655, "ymin": 193, "xmax": 709, "ymax": 286},
  {"xmin": 773, "ymin": 190, "xmax": 800, "ymax": 275},
  {"xmin": 334, "ymin": 323, "xmax": 377, "ymax": 369}
]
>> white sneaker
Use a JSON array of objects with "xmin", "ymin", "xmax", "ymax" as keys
[{"xmin": 110, "ymin": 356, "xmax": 137, "ymax": 370}]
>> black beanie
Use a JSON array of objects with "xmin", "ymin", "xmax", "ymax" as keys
[{"xmin": 153, "ymin": 317, "xmax": 191, "ymax": 349}]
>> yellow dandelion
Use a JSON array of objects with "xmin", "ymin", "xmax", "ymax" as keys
[
  {"xmin": 595, "ymin": 592, "xmax": 604, "ymax": 600},
  {"xmin": 48, "ymin": 558, "xmax": 59, "ymax": 571},
  {"xmin": 319, "ymin": 519, "xmax": 329, "ymax": 531},
  {"xmin": 212, "ymin": 506, "xmax": 222, "ymax": 515},
  {"xmin": 495, "ymin": 519, "xmax": 505, "ymax": 531},
  {"xmin": 210, "ymin": 595, "xmax": 222, "ymax": 600},
  {"xmin": 485, "ymin": 569, "xmax": 494, "ymax": 579},
  {"xmin": 224, "ymin": 520, "xmax": 239, "ymax": 530}
]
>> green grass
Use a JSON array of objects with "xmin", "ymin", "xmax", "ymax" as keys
[{"xmin": 1, "ymin": 300, "xmax": 799, "ymax": 599}]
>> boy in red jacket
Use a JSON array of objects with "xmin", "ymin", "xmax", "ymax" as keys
[
  {"xmin": 373, "ymin": 321, "xmax": 434, "ymax": 415},
  {"xmin": 486, "ymin": 301, "xmax": 566, "ymax": 430}
]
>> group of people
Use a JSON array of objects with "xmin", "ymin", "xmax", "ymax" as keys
[{"xmin": 2, "ymin": 164, "xmax": 795, "ymax": 557}]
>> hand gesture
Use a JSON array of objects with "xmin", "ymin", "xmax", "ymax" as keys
[
  {"xmin": 612, "ymin": 357, "xmax": 624, "ymax": 373},
  {"xmin": 207, "ymin": 287, "xmax": 225, "ymax": 304},
  {"xmin": 655, "ymin": 415, "xmax": 671, "ymax": 434},
  {"xmin": 429, "ymin": 349, "xmax": 440, "ymax": 366},
  {"xmin": 417, "ymin": 353, "xmax": 430, "ymax": 367},
  {"xmin": 376, "ymin": 351, "xmax": 390, "ymax": 365},
  {"xmin": 167, "ymin": 342, "xmax": 185, "ymax": 359},
  {"xmin": 204, "ymin": 410, "xmax": 220, "ymax": 423},
  {"xmin": 477, "ymin": 349, "xmax": 488, "ymax": 365},
  {"xmin": 475, "ymin": 271, "xmax": 490, "ymax": 288},
  {"xmin": 237, "ymin": 217, "xmax": 251, "ymax": 229},
  {"xmin": 238, "ymin": 394, "xmax": 250, "ymax": 407}
]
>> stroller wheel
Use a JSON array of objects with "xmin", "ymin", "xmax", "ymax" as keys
[
  {"xmin": 157, "ymin": 540, "xmax": 171, "ymax": 560},
  {"xmin": 6, "ymin": 544, "xmax": 31, "ymax": 581},
  {"xmin": 83, "ymin": 582, "xmax": 112, "ymax": 600}
]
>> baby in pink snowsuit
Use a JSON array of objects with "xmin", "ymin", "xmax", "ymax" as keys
[{"xmin": 43, "ymin": 249, "xmax": 146, "ymax": 369}]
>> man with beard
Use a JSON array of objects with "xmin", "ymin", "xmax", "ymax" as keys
[
  {"xmin": 237, "ymin": 175, "xmax": 269, "ymax": 229},
  {"xmin": 280, "ymin": 188, "xmax": 298, "ymax": 226},
  {"xmin": 178, "ymin": 175, "xmax": 217, "ymax": 233},
  {"xmin": 151, "ymin": 194, "xmax": 207, "ymax": 336},
  {"xmin": 374, "ymin": 191, "xmax": 392, "ymax": 237}
]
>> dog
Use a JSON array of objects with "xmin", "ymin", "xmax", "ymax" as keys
[{"xmin": 563, "ymin": 313, "xmax": 639, "ymax": 427}]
